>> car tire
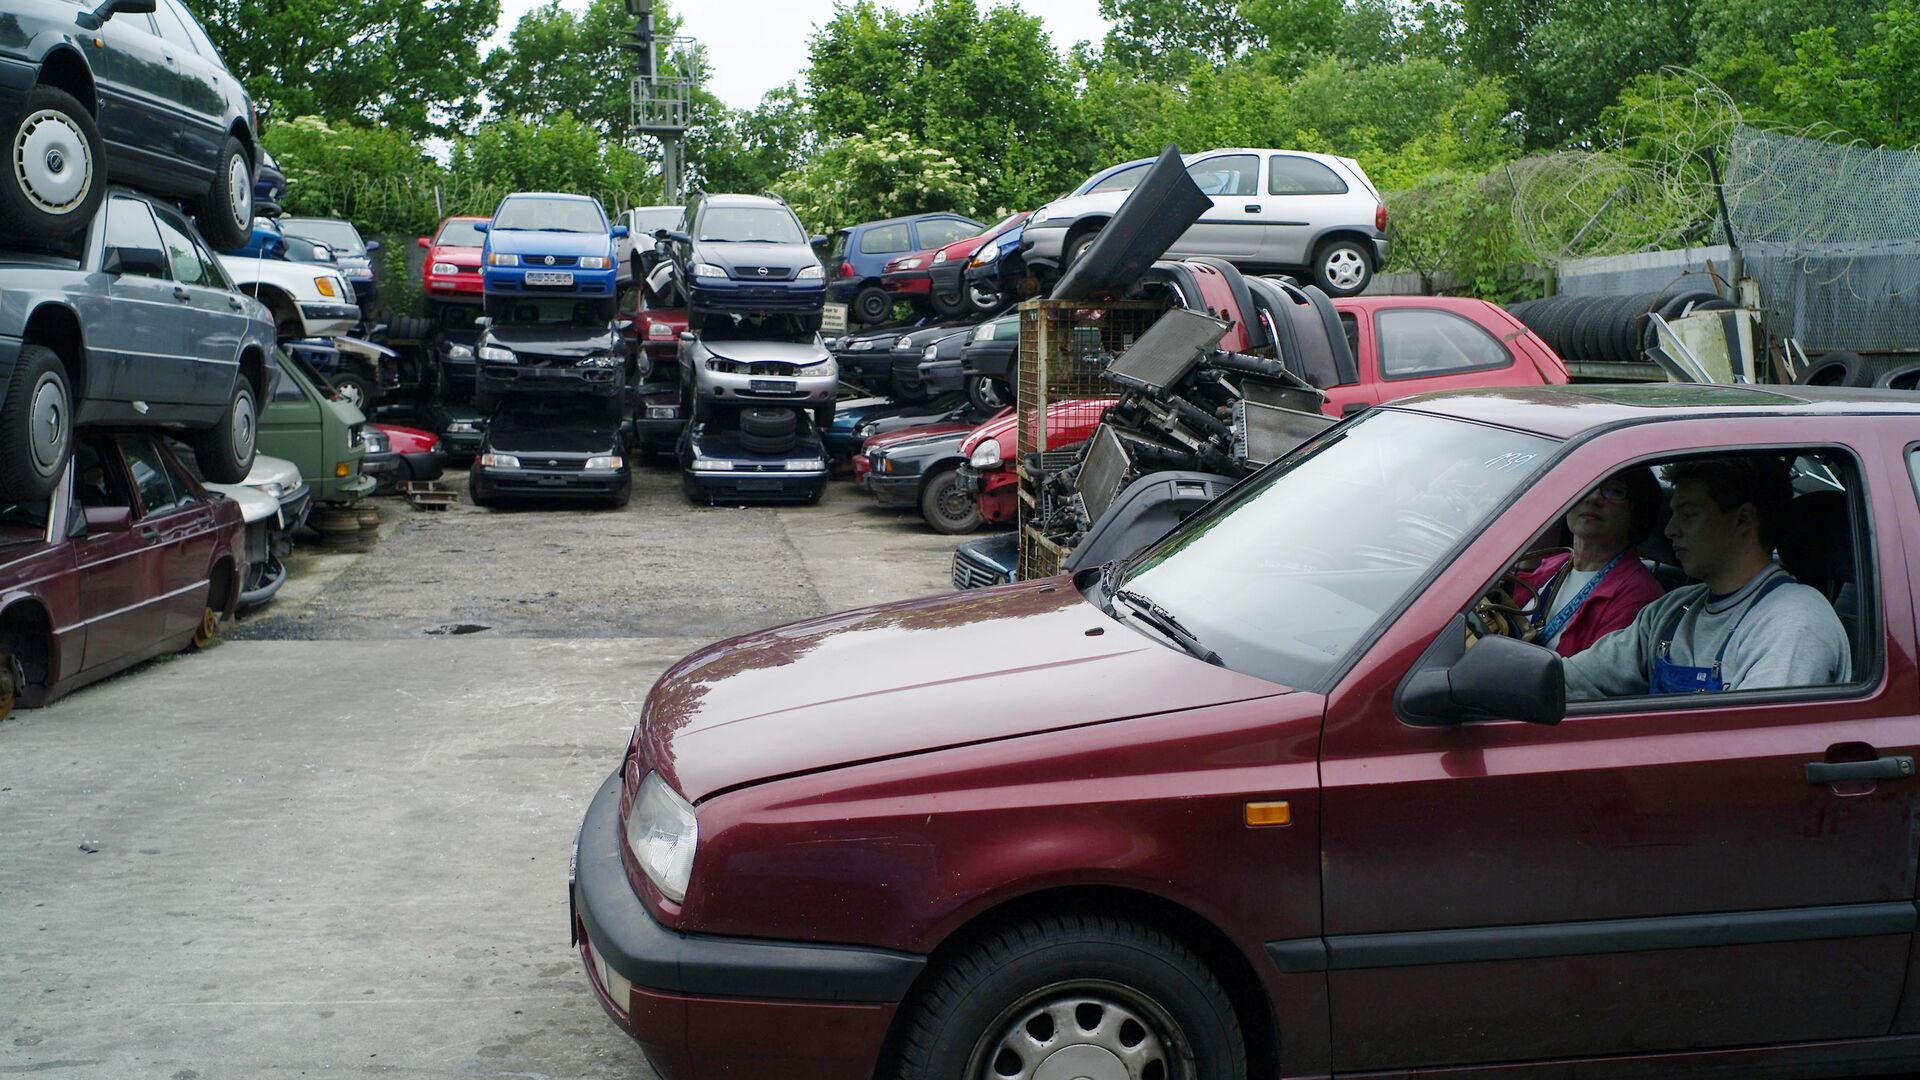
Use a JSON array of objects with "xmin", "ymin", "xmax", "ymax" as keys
[
  {"xmin": 890, "ymin": 913, "xmax": 1246, "ymax": 1080},
  {"xmin": 1063, "ymin": 226, "xmax": 1103, "ymax": 272},
  {"xmin": 928, "ymin": 288, "xmax": 968, "ymax": 318},
  {"xmin": 0, "ymin": 345, "xmax": 72, "ymax": 501},
  {"xmin": 1311, "ymin": 238, "xmax": 1373, "ymax": 297},
  {"xmin": 0, "ymin": 85, "xmax": 104, "ymax": 244},
  {"xmin": 740, "ymin": 407, "xmax": 797, "ymax": 441},
  {"xmin": 919, "ymin": 466, "xmax": 982, "ymax": 535},
  {"xmin": 813, "ymin": 404, "xmax": 834, "ymax": 429},
  {"xmin": 966, "ymin": 280, "xmax": 1002, "ymax": 315},
  {"xmin": 330, "ymin": 368, "xmax": 376, "ymax": 414},
  {"xmin": 195, "ymin": 135, "xmax": 255, "ymax": 252},
  {"xmin": 739, "ymin": 429, "xmax": 799, "ymax": 455},
  {"xmin": 391, "ymin": 315, "xmax": 432, "ymax": 343},
  {"xmin": 1794, "ymin": 351, "xmax": 1863, "ymax": 387},
  {"xmin": 1871, "ymin": 361, "xmax": 1920, "ymax": 392},
  {"xmin": 890, "ymin": 363, "xmax": 928, "ymax": 404},
  {"xmin": 853, "ymin": 285, "xmax": 893, "ymax": 325},
  {"xmin": 191, "ymin": 377, "xmax": 259, "ymax": 484},
  {"xmin": 965, "ymin": 375, "xmax": 1010, "ymax": 413},
  {"xmin": 606, "ymin": 483, "xmax": 631, "ymax": 510}
]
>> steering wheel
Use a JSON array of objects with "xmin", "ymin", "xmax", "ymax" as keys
[{"xmin": 1464, "ymin": 547, "xmax": 1566, "ymax": 647}]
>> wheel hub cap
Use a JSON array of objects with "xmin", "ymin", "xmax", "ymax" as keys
[
  {"xmin": 29, "ymin": 373, "xmax": 69, "ymax": 474},
  {"xmin": 15, "ymin": 109, "xmax": 91, "ymax": 212},
  {"xmin": 227, "ymin": 154, "xmax": 251, "ymax": 224},
  {"xmin": 986, "ymin": 994, "xmax": 1170, "ymax": 1080},
  {"xmin": 232, "ymin": 395, "xmax": 255, "ymax": 458},
  {"xmin": 1325, "ymin": 249, "xmax": 1364, "ymax": 290}
]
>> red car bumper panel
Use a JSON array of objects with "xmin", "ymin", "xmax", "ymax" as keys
[{"xmin": 571, "ymin": 770, "xmax": 923, "ymax": 1077}]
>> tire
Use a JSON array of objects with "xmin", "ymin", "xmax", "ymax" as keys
[
  {"xmin": 1063, "ymin": 226, "xmax": 1103, "ymax": 272},
  {"xmin": 1311, "ymin": 238, "xmax": 1373, "ymax": 297},
  {"xmin": 606, "ymin": 483, "xmax": 631, "ymax": 509},
  {"xmin": 0, "ymin": 345, "xmax": 72, "ymax": 500},
  {"xmin": 0, "ymin": 643, "xmax": 22, "ymax": 723},
  {"xmin": 1872, "ymin": 361, "xmax": 1920, "ymax": 392},
  {"xmin": 740, "ymin": 428, "xmax": 799, "ymax": 455},
  {"xmin": 853, "ymin": 285, "xmax": 893, "ymax": 325},
  {"xmin": 740, "ymin": 407, "xmax": 797, "ymax": 440},
  {"xmin": 391, "ymin": 315, "xmax": 432, "ymax": 343},
  {"xmin": 919, "ymin": 466, "xmax": 982, "ymax": 535},
  {"xmin": 188, "ymin": 606, "xmax": 219, "ymax": 652},
  {"xmin": 966, "ymin": 374, "xmax": 1010, "ymax": 413},
  {"xmin": 890, "ymin": 913, "xmax": 1245, "ymax": 1080},
  {"xmin": 0, "ymin": 85, "xmax": 104, "ymax": 244},
  {"xmin": 890, "ymin": 364, "xmax": 927, "ymax": 403},
  {"xmin": 194, "ymin": 135, "xmax": 254, "ymax": 252},
  {"xmin": 813, "ymin": 404, "xmax": 834, "ymax": 429},
  {"xmin": 928, "ymin": 287, "xmax": 968, "ymax": 318},
  {"xmin": 191, "ymin": 377, "xmax": 258, "ymax": 484},
  {"xmin": 1794, "ymin": 351, "xmax": 1863, "ymax": 387},
  {"xmin": 966, "ymin": 280, "xmax": 1002, "ymax": 315},
  {"xmin": 330, "ymin": 368, "xmax": 376, "ymax": 414}
]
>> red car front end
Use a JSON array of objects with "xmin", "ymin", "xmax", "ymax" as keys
[
  {"xmin": 955, "ymin": 398, "xmax": 1114, "ymax": 525},
  {"xmin": 420, "ymin": 215, "xmax": 487, "ymax": 304}
]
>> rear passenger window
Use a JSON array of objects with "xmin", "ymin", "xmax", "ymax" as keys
[
  {"xmin": 73, "ymin": 441, "xmax": 133, "ymax": 510},
  {"xmin": 1268, "ymin": 156, "xmax": 1350, "ymax": 195},
  {"xmin": 859, "ymin": 225, "xmax": 910, "ymax": 255},
  {"xmin": 1339, "ymin": 313, "xmax": 1360, "ymax": 362},
  {"xmin": 1087, "ymin": 163, "xmax": 1149, "ymax": 194},
  {"xmin": 1187, "ymin": 155, "xmax": 1259, "ymax": 197},
  {"xmin": 1377, "ymin": 309, "xmax": 1511, "ymax": 379},
  {"xmin": 151, "ymin": 212, "xmax": 214, "ymax": 288},
  {"xmin": 105, "ymin": 197, "xmax": 167, "ymax": 278},
  {"xmin": 118, "ymin": 436, "xmax": 191, "ymax": 516},
  {"xmin": 916, "ymin": 219, "xmax": 977, "ymax": 250}
]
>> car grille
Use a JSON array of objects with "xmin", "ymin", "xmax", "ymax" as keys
[
  {"xmin": 746, "ymin": 361, "xmax": 801, "ymax": 376},
  {"xmin": 953, "ymin": 548, "xmax": 1010, "ymax": 590},
  {"xmin": 527, "ymin": 256, "xmax": 579, "ymax": 267},
  {"xmin": 729, "ymin": 266, "xmax": 796, "ymax": 281}
]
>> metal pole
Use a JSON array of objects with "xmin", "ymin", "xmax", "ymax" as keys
[{"xmin": 663, "ymin": 137, "xmax": 681, "ymax": 203}]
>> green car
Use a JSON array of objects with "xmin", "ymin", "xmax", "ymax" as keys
[
  {"xmin": 418, "ymin": 396, "xmax": 489, "ymax": 459},
  {"xmin": 260, "ymin": 348, "xmax": 376, "ymax": 506}
]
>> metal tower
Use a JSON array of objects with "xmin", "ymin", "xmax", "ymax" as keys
[{"xmin": 623, "ymin": 0, "xmax": 694, "ymax": 202}]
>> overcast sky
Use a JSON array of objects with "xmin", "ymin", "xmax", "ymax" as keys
[{"xmin": 487, "ymin": 0, "xmax": 1115, "ymax": 111}]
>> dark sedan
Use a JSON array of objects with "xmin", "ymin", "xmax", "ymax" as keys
[
  {"xmin": 0, "ymin": 431, "xmax": 243, "ymax": 720},
  {"xmin": 883, "ymin": 322, "xmax": 974, "ymax": 402},
  {"xmin": 1, "ymin": 0, "xmax": 256, "ymax": 249},
  {"xmin": 469, "ymin": 400, "xmax": 630, "ymax": 509}
]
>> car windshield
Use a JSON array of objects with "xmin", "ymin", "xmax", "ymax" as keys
[
  {"xmin": 491, "ymin": 298, "xmax": 615, "ymax": 327},
  {"xmin": 1114, "ymin": 410, "xmax": 1556, "ymax": 689},
  {"xmin": 629, "ymin": 208, "xmax": 684, "ymax": 235},
  {"xmin": 0, "ymin": 498, "xmax": 48, "ymax": 546},
  {"xmin": 434, "ymin": 220, "xmax": 487, "ymax": 246},
  {"xmin": 275, "ymin": 348, "xmax": 327, "ymax": 399},
  {"xmin": 282, "ymin": 235, "xmax": 333, "ymax": 263},
  {"xmin": 697, "ymin": 206, "xmax": 807, "ymax": 244},
  {"xmin": 982, "ymin": 212, "xmax": 1026, "ymax": 238},
  {"xmin": 492, "ymin": 198, "xmax": 608, "ymax": 234},
  {"xmin": 282, "ymin": 219, "xmax": 365, "ymax": 254}
]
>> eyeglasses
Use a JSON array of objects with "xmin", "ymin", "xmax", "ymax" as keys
[{"xmin": 1594, "ymin": 481, "xmax": 1632, "ymax": 502}]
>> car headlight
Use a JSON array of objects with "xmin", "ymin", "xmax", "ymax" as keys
[
  {"xmin": 895, "ymin": 336, "xmax": 913, "ymax": 350},
  {"xmin": 577, "ymin": 256, "xmax": 610, "ymax": 269},
  {"xmin": 575, "ymin": 353, "xmax": 622, "ymax": 368},
  {"xmin": 691, "ymin": 262, "xmax": 728, "ymax": 279},
  {"xmin": 796, "ymin": 264, "xmax": 824, "ymax": 280},
  {"xmin": 478, "ymin": 452, "xmax": 520, "ymax": 468},
  {"xmin": 849, "ymin": 339, "xmax": 874, "ymax": 351},
  {"xmin": 446, "ymin": 343, "xmax": 475, "ymax": 360},
  {"xmin": 447, "ymin": 421, "xmax": 479, "ymax": 433},
  {"xmin": 973, "ymin": 244, "xmax": 1001, "ymax": 266},
  {"xmin": 705, "ymin": 357, "xmax": 742, "ymax": 374},
  {"xmin": 584, "ymin": 455, "xmax": 624, "ymax": 470},
  {"xmin": 896, "ymin": 258, "xmax": 923, "ymax": 270},
  {"xmin": 362, "ymin": 429, "xmax": 389, "ymax": 453},
  {"xmin": 691, "ymin": 459, "xmax": 734, "ymax": 471},
  {"xmin": 646, "ymin": 405, "xmax": 679, "ymax": 420},
  {"xmin": 647, "ymin": 322, "xmax": 676, "ymax": 338},
  {"xmin": 922, "ymin": 344, "xmax": 939, "ymax": 360},
  {"xmin": 488, "ymin": 253, "xmax": 520, "ymax": 266},
  {"xmin": 786, "ymin": 458, "xmax": 825, "ymax": 471},
  {"xmin": 933, "ymin": 250, "xmax": 948, "ymax": 264},
  {"xmin": 431, "ymin": 262, "xmax": 459, "ymax": 275},
  {"xmin": 969, "ymin": 441, "xmax": 1002, "ymax": 469},
  {"xmin": 1031, "ymin": 206, "xmax": 1053, "ymax": 226},
  {"xmin": 478, "ymin": 344, "xmax": 515, "ymax": 362}
]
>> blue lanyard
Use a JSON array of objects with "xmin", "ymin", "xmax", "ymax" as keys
[{"xmin": 1537, "ymin": 551, "xmax": 1625, "ymax": 643}]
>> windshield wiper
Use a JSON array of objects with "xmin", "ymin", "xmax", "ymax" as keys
[{"xmin": 1110, "ymin": 589, "xmax": 1222, "ymax": 667}]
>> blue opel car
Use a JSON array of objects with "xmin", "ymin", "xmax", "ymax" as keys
[
  {"xmin": 477, "ymin": 193, "xmax": 627, "ymax": 302},
  {"xmin": 668, "ymin": 194, "xmax": 827, "ymax": 327}
]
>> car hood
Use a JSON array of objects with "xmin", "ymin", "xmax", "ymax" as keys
[
  {"xmin": 864, "ymin": 421, "xmax": 973, "ymax": 453},
  {"xmin": 896, "ymin": 324, "xmax": 974, "ymax": 349},
  {"xmin": 485, "ymin": 324, "xmax": 617, "ymax": 356},
  {"xmin": 699, "ymin": 338, "xmax": 833, "ymax": 365},
  {"xmin": 959, "ymin": 398, "xmax": 1111, "ymax": 455},
  {"xmin": 701, "ymin": 242, "xmax": 820, "ymax": 273},
  {"xmin": 205, "ymin": 482, "xmax": 279, "ymax": 525},
  {"xmin": 430, "ymin": 244, "xmax": 482, "ymax": 266},
  {"xmin": 485, "ymin": 421, "xmax": 619, "ymax": 456},
  {"xmin": 373, "ymin": 424, "xmax": 437, "ymax": 453},
  {"xmin": 243, "ymin": 455, "xmax": 302, "ymax": 492},
  {"xmin": 485, "ymin": 229, "xmax": 613, "ymax": 258},
  {"xmin": 643, "ymin": 581, "xmax": 1288, "ymax": 801}
]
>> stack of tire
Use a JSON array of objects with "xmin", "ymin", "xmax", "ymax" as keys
[
  {"xmin": 1507, "ymin": 291, "xmax": 1736, "ymax": 368},
  {"xmin": 1787, "ymin": 350, "xmax": 1920, "ymax": 390},
  {"xmin": 739, "ymin": 407, "xmax": 802, "ymax": 454}
]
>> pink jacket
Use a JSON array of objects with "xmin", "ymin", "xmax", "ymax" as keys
[{"xmin": 1516, "ymin": 552, "xmax": 1667, "ymax": 657}]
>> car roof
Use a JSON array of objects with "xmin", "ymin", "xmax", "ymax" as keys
[
  {"xmin": 500, "ymin": 192, "xmax": 598, "ymax": 202},
  {"xmin": 701, "ymin": 194, "xmax": 788, "ymax": 208},
  {"xmin": 1394, "ymin": 383, "xmax": 1920, "ymax": 440},
  {"xmin": 849, "ymin": 211, "xmax": 979, "ymax": 230}
]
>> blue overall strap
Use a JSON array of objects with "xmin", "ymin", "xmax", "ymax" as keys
[
  {"xmin": 1538, "ymin": 551, "xmax": 1625, "ymax": 644},
  {"xmin": 1709, "ymin": 570, "xmax": 1796, "ymax": 671}
]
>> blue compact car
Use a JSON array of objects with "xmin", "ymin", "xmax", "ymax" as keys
[
  {"xmin": 477, "ymin": 193, "xmax": 627, "ymax": 302},
  {"xmin": 666, "ymin": 194, "xmax": 827, "ymax": 327}
]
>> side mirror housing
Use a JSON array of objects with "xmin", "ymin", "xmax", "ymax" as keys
[
  {"xmin": 473, "ymin": 222, "xmax": 489, "ymax": 234},
  {"xmin": 611, "ymin": 225, "xmax": 630, "ymax": 240},
  {"xmin": 664, "ymin": 230, "xmax": 691, "ymax": 245},
  {"xmin": 364, "ymin": 240, "xmax": 382, "ymax": 254},
  {"xmin": 84, "ymin": 505, "xmax": 134, "ymax": 533},
  {"xmin": 614, "ymin": 318, "xmax": 635, "ymax": 335},
  {"xmin": 678, "ymin": 331, "xmax": 697, "ymax": 343},
  {"xmin": 102, "ymin": 246, "xmax": 168, "ymax": 277},
  {"xmin": 1398, "ymin": 615, "xmax": 1565, "ymax": 727},
  {"xmin": 810, "ymin": 234, "xmax": 830, "ymax": 249},
  {"xmin": 416, "ymin": 237, "xmax": 430, "ymax": 249}
]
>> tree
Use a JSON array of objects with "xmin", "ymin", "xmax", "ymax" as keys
[
  {"xmin": 687, "ymin": 85, "xmax": 814, "ymax": 197},
  {"xmin": 1096, "ymin": 0, "xmax": 1255, "ymax": 77},
  {"xmin": 1772, "ymin": 0, "xmax": 1920, "ymax": 146},
  {"xmin": 192, "ymin": 0, "xmax": 498, "ymax": 138},
  {"xmin": 453, "ymin": 114, "xmax": 659, "ymax": 209},
  {"xmin": 778, "ymin": 131, "xmax": 982, "ymax": 234},
  {"xmin": 484, "ymin": 0, "xmax": 685, "ymax": 135}
]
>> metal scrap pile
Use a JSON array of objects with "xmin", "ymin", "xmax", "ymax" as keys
[{"xmin": 1023, "ymin": 306, "xmax": 1333, "ymax": 554}]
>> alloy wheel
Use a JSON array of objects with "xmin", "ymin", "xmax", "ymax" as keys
[
  {"xmin": 968, "ymin": 979, "xmax": 1192, "ymax": 1080},
  {"xmin": 231, "ymin": 391, "xmax": 256, "ymax": 459},
  {"xmin": 13, "ymin": 109, "xmax": 92, "ymax": 213},
  {"xmin": 1322, "ymin": 247, "xmax": 1366, "ymax": 292}
]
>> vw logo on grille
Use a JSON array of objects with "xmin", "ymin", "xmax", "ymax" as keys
[
  {"xmin": 756, "ymin": 266, "xmax": 769, "ymax": 277},
  {"xmin": 544, "ymin": 256, "xmax": 556, "ymax": 266},
  {"xmin": 548, "ymin": 459, "xmax": 558, "ymax": 466}
]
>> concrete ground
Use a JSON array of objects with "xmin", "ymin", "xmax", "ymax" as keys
[{"xmin": 0, "ymin": 465, "xmax": 978, "ymax": 1079}]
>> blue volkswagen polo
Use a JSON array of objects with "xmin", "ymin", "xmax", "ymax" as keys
[{"xmin": 478, "ymin": 193, "xmax": 628, "ymax": 301}]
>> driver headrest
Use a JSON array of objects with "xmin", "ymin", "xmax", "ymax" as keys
[{"xmin": 1776, "ymin": 490, "xmax": 1852, "ymax": 593}]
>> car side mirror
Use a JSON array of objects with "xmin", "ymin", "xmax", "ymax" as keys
[
  {"xmin": 103, "ymin": 246, "xmax": 168, "ymax": 277},
  {"xmin": 365, "ymin": 240, "xmax": 382, "ymax": 254},
  {"xmin": 810, "ymin": 234, "xmax": 830, "ymax": 249},
  {"xmin": 474, "ymin": 316, "xmax": 492, "ymax": 330},
  {"xmin": 678, "ymin": 331, "xmax": 697, "ymax": 343},
  {"xmin": 611, "ymin": 225, "xmax": 630, "ymax": 240},
  {"xmin": 416, "ymin": 237, "xmax": 430, "ymax": 249},
  {"xmin": 78, "ymin": 0, "xmax": 154, "ymax": 29},
  {"xmin": 473, "ymin": 222, "xmax": 489, "ymax": 234},
  {"xmin": 664, "ymin": 230, "xmax": 691, "ymax": 245},
  {"xmin": 1398, "ymin": 615, "xmax": 1565, "ymax": 727},
  {"xmin": 614, "ymin": 318, "xmax": 635, "ymax": 334},
  {"xmin": 83, "ymin": 505, "xmax": 133, "ymax": 533}
]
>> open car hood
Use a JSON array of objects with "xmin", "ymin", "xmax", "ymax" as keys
[
  {"xmin": 1051, "ymin": 144, "xmax": 1211, "ymax": 302},
  {"xmin": 642, "ymin": 582, "xmax": 1287, "ymax": 801},
  {"xmin": 699, "ymin": 338, "xmax": 833, "ymax": 365}
]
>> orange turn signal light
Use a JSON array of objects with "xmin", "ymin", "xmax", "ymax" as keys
[
  {"xmin": 1244, "ymin": 801, "xmax": 1291, "ymax": 827},
  {"xmin": 335, "ymin": 462, "xmax": 350, "ymax": 477}
]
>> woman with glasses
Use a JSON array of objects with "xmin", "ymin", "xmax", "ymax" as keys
[{"xmin": 1515, "ymin": 466, "xmax": 1668, "ymax": 657}]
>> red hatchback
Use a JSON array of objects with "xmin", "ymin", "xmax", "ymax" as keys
[
  {"xmin": 1, "ymin": 433, "xmax": 243, "ymax": 720},
  {"xmin": 419, "ymin": 215, "xmax": 488, "ymax": 311},
  {"xmin": 575, "ymin": 383, "xmax": 1920, "ymax": 1080}
]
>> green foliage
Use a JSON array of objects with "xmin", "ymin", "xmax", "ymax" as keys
[
  {"xmin": 777, "ymin": 132, "xmax": 984, "ymax": 235},
  {"xmin": 1387, "ymin": 171, "xmax": 1537, "ymax": 300},
  {"xmin": 1773, "ymin": 0, "xmax": 1920, "ymax": 147},
  {"xmin": 484, "ymin": 0, "xmax": 675, "ymax": 135},
  {"xmin": 1097, "ymin": 0, "xmax": 1255, "ymax": 77}
]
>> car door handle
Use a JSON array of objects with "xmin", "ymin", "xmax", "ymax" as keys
[
  {"xmin": 173, "ymin": 286, "xmax": 191, "ymax": 301},
  {"xmin": 139, "ymin": 527, "xmax": 160, "ymax": 541},
  {"xmin": 1807, "ymin": 756, "xmax": 1915, "ymax": 784},
  {"xmin": 1244, "ymin": 204, "xmax": 1262, "ymax": 213},
  {"xmin": 227, "ymin": 296, "xmax": 246, "ymax": 310}
]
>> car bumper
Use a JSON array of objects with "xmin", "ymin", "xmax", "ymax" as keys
[
  {"xmin": 276, "ymin": 485, "xmax": 313, "ymax": 537},
  {"xmin": 424, "ymin": 270, "xmax": 483, "ymax": 298},
  {"xmin": 472, "ymin": 465, "xmax": 631, "ymax": 500},
  {"xmin": 437, "ymin": 428, "xmax": 486, "ymax": 456},
  {"xmin": 917, "ymin": 358, "xmax": 964, "ymax": 397},
  {"xmin": 1371, "ymin": 235, "xmax": 1391, "ymax": 267},
  {"xmin": 929, "ymin": 262, "xmax": 965, "ymax": 295},
  {"xmin": 866, "ymin": 471, "xmax": 921, "ymax": 508},
  {"xmin": 480, "ymin": 364, "xmax": 624, "ymax": 397},
  {"xmin": 238, "ymin": 550, "xmax": 288, "ymax": 609},
  {"xmin": 1021, "ymin": 223, "xmax": 1069, "ymax": 270},
  {"xmin": 831, "ymin": 349, "xmax": 892, "ymax": 388},
  {"xmin": 300, "ymin": 303, "xmax": 362, "ymax": 338},
  {"xmin": 694, "ymin": 367, "xmax": 837, "ymax": 406},
  {"xmin": 688, "ymin": 279, "xmax": 826, "ymax": 315},
  {"xmin": 881, "ymin": 270, "xmax": 931, "ymax": 295},
  {"xmin": 400, "ymin": 448, "xmax": 447, "ymax": 482},
  {"xmin": 317, "ymin": 472, "xmax": 377, "ymax": 506},
  {"xmin": 360, "ymin": 450, "xmax": 403, "ymax": 492},
  {"xmin": 572, "ymin": 771, "xmax": 917, "ymax": 1079},
  {"xmin": 483, "ymin": 267, "xmax": 618, "ymax": 297},
  {"xmin": 825, "ymin": 281, "xmax": 862, "ymax": 304},
  {"xmin": 683, "ymin": 467, "xmax": 829, "ymax": 503}
]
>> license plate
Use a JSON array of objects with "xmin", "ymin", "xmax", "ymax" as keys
[
  {"xmin": 821, "ymin": 303, "xmax": 848, "ymax": 334},
  {"xmin": 535, "ymin": 474, "xmax": 570, "ymax": 485},
  {"xmin": 750, "ymin": 379, "xmax": 795, "ymax": 394},
  {"xmin": 525, "ymin": 271, "xmax": 575, "ymax": 285},
  {"xmin": 737, "ymin": 479, "xmax": 782, "ymax": 492}
]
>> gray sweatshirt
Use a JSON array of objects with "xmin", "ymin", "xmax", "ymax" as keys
[{"xmin": 1564, "ymin": 566, "xmax": 1851, "ymax": 700}]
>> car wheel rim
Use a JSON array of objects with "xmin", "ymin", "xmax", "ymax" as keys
[
  {"xmin": 28, "ymin": 371, "xmax": 69, "ymax": 476},
  {"xmin": 227, "ymin": 153, "xmax": 252, "ymax": 226},
  {"xmin": 1324, "ymin": 248, "xmax": 1365, "ymax": 291},
  {"xmin": 972, "ymin": 379, "xmax": 1005, "ymax": 409},
  {"xmin": 937, "ymin": 481, "xmax": 974, "ymax": 524},
  {"xmin": 14, "ymin": 109, "xmax": 91, "ymax": 213},
  {"xmin": 970, "ymin": 283, "xmax": 1000, "ymax": 309},
  {"xmin": 336, "ymin": 382, "xmax": 364, "ymax": 409},
  {"xmin": 969, "ymin": 980, "xmax": 1190, "ymax": 1080},
  {"xmin": 231, "ymin": 392, "xmax": 256, "ymax": 458}
]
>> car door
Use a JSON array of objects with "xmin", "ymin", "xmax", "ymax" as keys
[
  {"xmin": 154, "ymin": 0, "xmax": 230, "ymax": 174},
  {"xmin": 69, "ymin": 438, "xmax": 157, "ymax": 670},
  {"xmin": 147, "ymin": 205, "xmax": 233, "ymax": 404},
  {"xmin": 1315, "ymin": 420, "xmax": 1919, "ymax": 1071},
  {"xmin": 88, "ymin": 7, "xmax": 183, "ymax": 172},
  {"xmin": 258, "ymin": 351, "xmax": 324, "ymax": 483},
  {"xmin": 1369, "ymin": 305, "xmax": 1520, "ymax": 402},
  {"xmin": 117, "ymin": 434, "xmax": 214, "ymax": 638},
  {"xmin": 1259, "ymin": 154, "xmax": 1359, "ymax": 266},
  {"xmin": 1171, "ymin": 153, "xmax": 1263, "ymax": 258},
  {"xmin": 88, "ymin": 195, "xmax": 187, "ymax": 404}
]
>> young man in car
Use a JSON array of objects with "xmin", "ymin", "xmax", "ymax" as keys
[{"xmin": 1560, "ymin": 456, "xmax": 1850, "ymax": 699}]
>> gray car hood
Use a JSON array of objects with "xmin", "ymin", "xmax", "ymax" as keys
[{"xmin": 699, "ymin": 338, "xmax": 833, "ymax": 365}]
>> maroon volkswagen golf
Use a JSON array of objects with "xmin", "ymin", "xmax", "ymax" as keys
[{"xmin": 574, "ymin": 383, "xmax": 1920, "ymax": 1079}]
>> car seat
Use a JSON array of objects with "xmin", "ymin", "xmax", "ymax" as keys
[{"xmin": 1775, "ymin": 490, "xmax": 1863, "ymax": 666}]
